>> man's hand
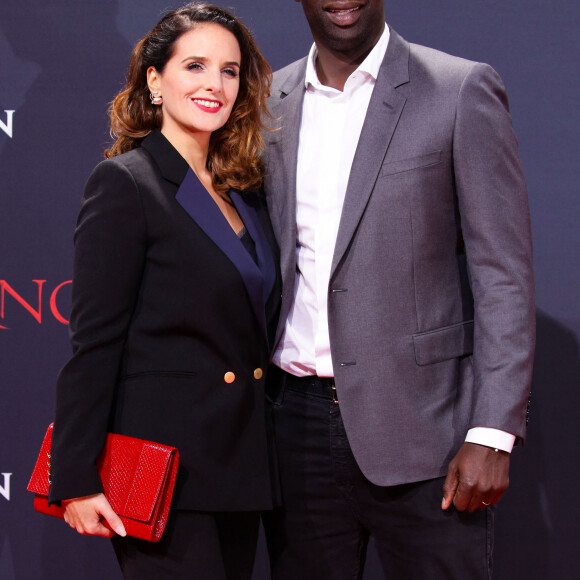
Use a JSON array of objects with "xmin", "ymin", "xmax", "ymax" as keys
[
  {"xmin": 62, "ymin": 493, "xmax": 127, "ymax": 538},
  {"xmin": 441, "ymin": 442, "xmax": 510, "ymax": 512}
]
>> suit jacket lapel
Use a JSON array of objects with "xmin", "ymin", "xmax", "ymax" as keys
[
  {"xmin": 231, "ymin": 191, "xmax": 276, "ymax": 345},
  {"xmin": 142, "ymin": 131, "xmax": 271, "ymax": 341},
  {"xmin": 266, "ymin": 59, "xmax": 308, "ymax": 345},
  {"xmin": 175, "ymin": 170, "xmax": 269, "ymax": 342},
  {"xmin": 141, "ymin": 129, "xmax": 189, "ymax": 186},
  {"xmin": 331, "ymin": 29, "xmax": 410, "ymax": 278},
  {"xmin": 267, "ymin": 59, "xmax": 307, "ymax": 296}
]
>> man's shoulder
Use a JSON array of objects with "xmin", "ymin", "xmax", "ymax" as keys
[
  {"xmin": 407, "ymin": 39, "xmax": 479, "ymax": 76},
  {"xmin": 392, "ymin": 33, "xmax": 499, "ymax": 91}
]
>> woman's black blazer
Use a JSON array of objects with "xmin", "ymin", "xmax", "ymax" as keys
[{"xmin": 48, "ymin": 130, "xmax": 281, "ymax": 511}]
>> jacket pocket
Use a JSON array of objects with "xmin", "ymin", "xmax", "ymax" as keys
[
  {"xmin": 121, "ymin": 370, "xmax": 198, "ymax": 380},
  {"xmin": 412, "ymin": 320, "xmax": 474, "ymax": 366},
  {"xmin": 380, "ymin": 150, "xmax": 442, "ymax": 177}
]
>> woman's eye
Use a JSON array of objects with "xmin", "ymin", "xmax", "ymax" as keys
[
  {"xmin": 186, "ymin": 62, "xmax": 203, "ymax": 71},
  {"xmin": 223, "ymin": 68, "xmax": 239, "ymax": 78}
]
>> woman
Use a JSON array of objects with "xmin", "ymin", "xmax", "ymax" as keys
[{"xmin": 47, "ymin": 3, "xmax": 279, "ymax": 578}]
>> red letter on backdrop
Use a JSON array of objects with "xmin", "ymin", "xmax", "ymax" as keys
[
  {"xmin": 50, "ymin": 280, "xmax": 72, "ymax": 324},
  {"xmin": 0, "ymin": 280, "xmax": 45, "ymax": 327}
]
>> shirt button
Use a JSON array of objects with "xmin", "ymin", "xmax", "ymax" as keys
[
  {"xmin": 224, "ymin": 372, "xmax": 236, "ymax": 384},
  {"xmin": 253, "ymin": 368, "xmax": 263, "ymax": 380}
]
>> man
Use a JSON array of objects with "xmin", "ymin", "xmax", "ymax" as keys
[{"xmin": 262, "ymin": 1, "xmax": 535, "ymax": 579}]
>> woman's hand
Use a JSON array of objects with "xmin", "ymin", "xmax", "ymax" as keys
[{"xmin": 62, "ymin": 493, "xmax": 127, "ymax": 538}]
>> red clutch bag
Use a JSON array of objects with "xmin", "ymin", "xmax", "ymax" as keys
[{"xmin": 27, "ymin": 423, "xmax": 179, "ymax": 542}]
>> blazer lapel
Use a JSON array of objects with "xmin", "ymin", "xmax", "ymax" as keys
[
  {"xmin": 143, "ymin": 130, "xmax": 272, "ymax": 341},
  {"xmin": 266, "ymin": 60, "xmax": 308, "ymax": 345},
  {"xmin": 331, "ymin": 29, "xmax": 410, "ymax": 278},
  {"xmin": 175, "ymin": 169, "xmax": 269, "ymax": 341},
  {"xmin": 140, "ymin": 129, "xmax": 189, "ymax": 186},
  {"xmin": 231, "ymin": 191, "xmax": 277, "ymax": 344},
  {"xmin": 267, "ymin": 59, "xmax": 307, "ymax": 294}
]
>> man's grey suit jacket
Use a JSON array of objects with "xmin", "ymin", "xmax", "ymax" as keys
[{"xmin": 263, "ymin": 29, "xmax": 535, "ymax": 487}]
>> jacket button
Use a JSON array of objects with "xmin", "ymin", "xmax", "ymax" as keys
[
  {"xmin": 253, "ymin": 368, "xmax": 263, "ymax": 380},
  {"xmin": 224, "ymin": 372, "xmax": 236, "ymax": 384}
]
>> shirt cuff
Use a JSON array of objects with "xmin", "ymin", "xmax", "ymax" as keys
[{"xmin": 464, "ymin": 427, "xmax": 516, "ymax": 453}]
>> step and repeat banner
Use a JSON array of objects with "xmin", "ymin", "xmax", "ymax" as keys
[{"xmin": 1, "ymin": 1, "xmax": 578, "ymax": 578}]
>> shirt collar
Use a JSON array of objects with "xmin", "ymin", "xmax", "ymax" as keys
[{"xmin": 304, "ymin": 24, "xmax": 390, "ymax": 90}]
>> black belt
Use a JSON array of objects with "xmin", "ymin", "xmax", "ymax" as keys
[{"xmin": 281, "ymin": 369, "xmax": 339, "ymax": 404}]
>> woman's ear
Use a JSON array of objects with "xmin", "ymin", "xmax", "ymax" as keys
[{"xmin": 147, "ymin": 66, "xmax": 161, "ymax": 93}]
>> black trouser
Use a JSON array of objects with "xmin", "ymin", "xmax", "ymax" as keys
[
  {"xmin": 263, "ymin": 369, "xmax": 494, "ymax": 580},
  {"xmin": 112, "ymin": 509, "xmax": 260, "ymax": 580}
]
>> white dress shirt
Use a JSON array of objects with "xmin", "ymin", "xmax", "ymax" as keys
[{"xmin": 272, "ymin": 25, "xmax": 515, "ymax": 453}]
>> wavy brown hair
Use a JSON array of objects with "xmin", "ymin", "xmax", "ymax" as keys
[{"xmin": 106, "ymin": 2, "xmax": 272, "ymax": 194}]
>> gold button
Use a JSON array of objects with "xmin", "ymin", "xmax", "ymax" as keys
[
  {"xmin": 253, "ymin": 368, "xmax": 263, "ymax": 380},
  {"xmin": 224, "ymin": 372, "xmax": 236, "ymax": 384}
]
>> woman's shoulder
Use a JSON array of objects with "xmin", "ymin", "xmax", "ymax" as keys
[
  {"xmin": 85, "ymin": 145, "xmax": 160, "ymax": 195},
  {"xmin": 79, "ymin": 147, "xmax": 160, "ymax": 211},
  {"xmin": 94, "ymin": 145, "xmax": 153, "ymax": 175}
]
